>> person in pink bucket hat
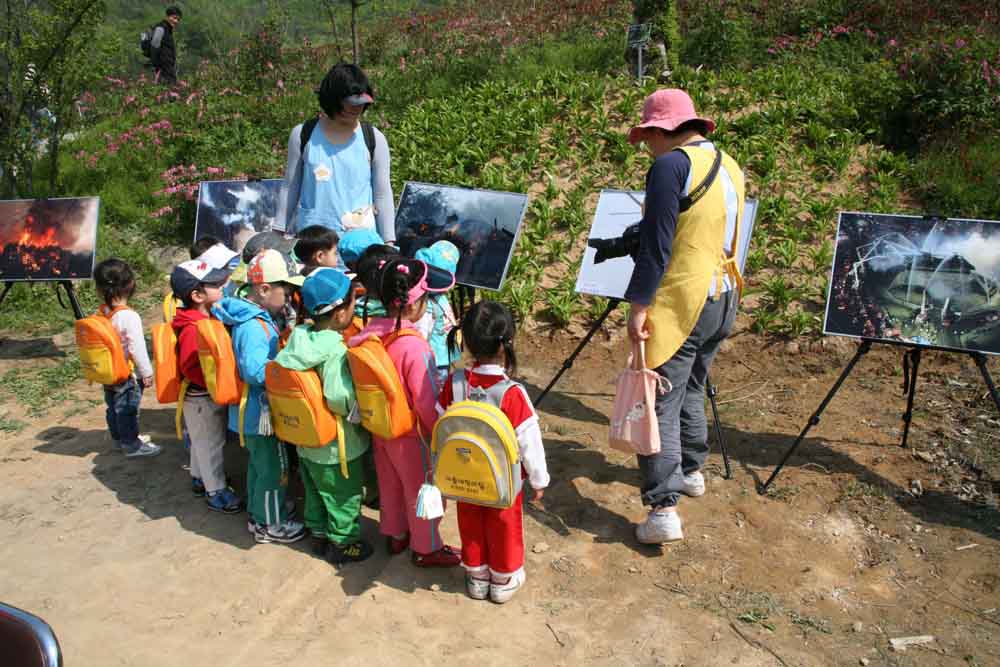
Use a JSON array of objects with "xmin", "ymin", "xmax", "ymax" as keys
[{"xmin": 619, "ymin": 88, "xmax": 746, "ymax": 547}]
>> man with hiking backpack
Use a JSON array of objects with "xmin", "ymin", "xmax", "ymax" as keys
[
  {"xmin": 623, "ymin": 89, "xmax": 746, "ymax": 546},
  {"xmin": 143, "ymin": 6, "xmax": 182, "ymax": 85},
  {"xmin": 283, "ymin": 63, "xmax": 395, "ymax": 244}
]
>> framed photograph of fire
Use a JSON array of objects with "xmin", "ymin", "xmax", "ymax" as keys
[
  {"xmin": 0, "ymin": 197, "xmax": 99, "ymax": 281},
  {"xmin": 194, "ymin": 179, "xmax": 287, "ymax": 254},
  {"xmin": 394, "ymin": 182, "xmax": 528, "ymax": 291},
  {"xmin": 824, "ymin": 211, "xmax": 1000, "ymax": 355},
  {"xmin": 575, "ymin": 190, "xmax": 759, "ymax": 300}
]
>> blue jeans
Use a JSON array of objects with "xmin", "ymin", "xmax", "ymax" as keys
[
  {"xmin": 637, "ymin": 290, "xmax": 738, "ymax": 509},
  {"xmin": 104, "ymin": 376, "xmax": 143, "ymax": 452}
]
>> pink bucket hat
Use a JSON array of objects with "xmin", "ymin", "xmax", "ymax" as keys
[{"xmin": 627, "ymin": 89, "xmax": 716, "ymax": 145}]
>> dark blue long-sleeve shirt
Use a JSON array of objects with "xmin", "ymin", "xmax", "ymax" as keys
[{"xmin": 624, "ymin": 150, "xmax": 692, "ymax": 305}]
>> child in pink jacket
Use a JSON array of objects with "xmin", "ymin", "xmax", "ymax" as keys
[{"xmin": 349, "ymin": 257, "xmax": 461, "ymax": 568}]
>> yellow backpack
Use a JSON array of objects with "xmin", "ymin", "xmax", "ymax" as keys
[
  {"xmin": 430, "ymin": 373, "xmax": 522, "ymax": 509},
  {"xmin": 75, "ymin": 305, "xmax": 132, "ymax": 385}
]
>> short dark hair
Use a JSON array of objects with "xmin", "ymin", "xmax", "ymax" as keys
[
  {"xmin": 355, "ymin": 244, "xmax": 397, "ymax": 295},
  {"xmin": 317, "ymin": 63, "xmax": 373, "ymax": 117},
  {"xmin": 657, "ymin": 119, "xmax": 711, "ymax": 139},
  {"xmin": 294, "ymin": 226, "xmax": 340, "ymax": 265},
  {"xmin": 94, "ymin": 258, "xmax": 137, "ymax": 307},
  {"xmin": 166, "ymin": 6, "xmax": 183, "ymax": 18},
  {"xmin": 190, "ymin": 235, "xmax": 222, "ymax": 259},
  {"xmin": 449, "ymin": 300, "xmax": 518, "ymax": 375}
]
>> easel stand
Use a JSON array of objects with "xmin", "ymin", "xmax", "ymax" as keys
[
  {"xmin": 0, "ymin": 280, "xmax": 84, "ymax": 320},
  {"xmin": 534, "ymin": 297, "xmax": 732, "ymax": 479},
  {"xmin": 759, "ymin": 339, "xmax": 1000, "ymax": 494}
]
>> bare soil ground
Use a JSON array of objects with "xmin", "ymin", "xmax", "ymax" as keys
[{"xmin": 1, "ymin": 314, "xmax": 999, "ymax": 666}]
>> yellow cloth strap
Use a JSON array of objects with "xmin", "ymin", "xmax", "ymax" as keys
[
  {"xmin": 174, "ymin": 379, "xmax": 190, "ymax": 439},
  {"xmin": 336, "ymin": 414, "xmax": 348, "ymax": 478},
  {"xmin": 238, "ymin": 383, "xmax": 250, "ymax": 448}
]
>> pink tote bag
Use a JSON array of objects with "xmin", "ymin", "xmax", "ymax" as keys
[{"xmin": 609, "ymin": 341, "xmax": 669, "ymax": 456}]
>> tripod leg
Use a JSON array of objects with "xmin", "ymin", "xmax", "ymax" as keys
[
  {"xmin": 760, "ymin": 340, "xmax": 871, "ymax": 494},
  {"xmin": 900, "ymin": 347, "xmax": 921, "ymax": 448},
  {"xmin": 705, "ymin": 375, "xmax": 731, "ymax": 480},
  {"xmin": 535, "ymin": 298, "xmax": 620, "ymax": 408},
  {"xmin": 60, "ymin": 281, "xmax": 85, "ymax": 320},
  {"xmin": 0, "ymin": 282, "xmax": 14, "ymax": 309},
  {"xmin": 972, "ymin": 353, "xmax": 1000, "ymax": 416}
]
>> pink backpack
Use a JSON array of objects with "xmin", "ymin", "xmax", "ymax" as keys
[{"xmin": 609, "ymin": 341, "xmax": 669, "ymax": 455}]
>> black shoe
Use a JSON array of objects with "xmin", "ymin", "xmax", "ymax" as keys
[
  {"xmin": 191, "ymin": 477, "xmax": 206, "ymax": 497},
  {"xmin": 326, "ymin": 540, "xmax": 374, "ymax": 565},
  {"xmin": 310, "ymin": 534, "xmax": 329, "ymax": 557}
]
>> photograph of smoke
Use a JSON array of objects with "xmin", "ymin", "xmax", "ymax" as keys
[
  {"xmin": 395, "ymin": 182, "xmax": 528, "ymax": 290},
  {"xmin": 0, "ymin": 197, "xmax": 99, "ymax": 281},
  {"xmin": 194, "ymin": 179, "xmax": 287, "ymax": 254},
  {"xmin": 824, "ymin": 212, "xmax": 1000, "ymax": 355}
]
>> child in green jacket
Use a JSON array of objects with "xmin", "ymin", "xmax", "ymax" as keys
[{"xmin": 273, "ymin": 268, "xmax": 373, "ymax": 564}]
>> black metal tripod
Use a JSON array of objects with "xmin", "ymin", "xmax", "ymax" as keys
[
  {"xmin": 534, "ymin": 298, "xmax": 733, "ymax": 479},
  {"xmin": 0, "ymin": 280, "xmax": 84, "ymax": 320}
]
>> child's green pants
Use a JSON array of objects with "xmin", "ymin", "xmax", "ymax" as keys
[{"xmin": 299, "ymin": 456, "xmax": 364, "ymax": 545}]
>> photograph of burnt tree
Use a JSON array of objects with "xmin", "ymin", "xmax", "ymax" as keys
[{"xmin": 0, "ymin": 197, "xmax": 99, "ymax": 281}]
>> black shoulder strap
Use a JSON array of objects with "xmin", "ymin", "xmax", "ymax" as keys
[
  {"xmin": 361, "ymin": 121, "xmax": 376, "ymax": 162},
  {"xmin": 299, "ymin": 117, "xmax": 320, "ymax": 157},
  {"xmin": 678, "ymin": 148, "xmax": 724, "ymax": 213}
]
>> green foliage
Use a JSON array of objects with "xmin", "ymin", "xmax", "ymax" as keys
[{"xmin": 913, "ymin": 133, "xmax": 1000, "ymax": 220}]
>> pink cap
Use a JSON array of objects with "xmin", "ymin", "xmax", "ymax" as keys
[{"xmin": 627, "ymin": 89, "xmax": 716, "ymax": 145}]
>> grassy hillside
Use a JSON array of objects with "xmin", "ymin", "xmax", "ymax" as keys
[{"xmin": 5, "ymin": 0, "xmax": 999, "ymax": 340}]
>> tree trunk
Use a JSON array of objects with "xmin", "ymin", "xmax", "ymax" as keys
[{"xmin": 351, "ymin": 0, "xmax": 360, "ymax": 64}]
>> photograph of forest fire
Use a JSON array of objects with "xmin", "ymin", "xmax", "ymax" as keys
[{"xmin": 0, "ymin": 197, "xmax": 98, "ymax": 281}]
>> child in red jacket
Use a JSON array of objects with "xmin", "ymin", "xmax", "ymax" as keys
[{"xmin": 170, "ymin": 243, "xmax": 242, "ymax": 513}]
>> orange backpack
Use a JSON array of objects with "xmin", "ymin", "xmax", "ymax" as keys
[
  {"xmin": 75, "ymin": 305, "xmax": 132, "ymax": 385},
  {"xmin": 341, "ymin": 316, "xmax": 364, "ymax": 343},
  {"xmin": 151, "ymin": 295, "xmax": 189, "ymax": 438},
  {"xmin": 346, "ymin": 330, "xmax": 419, "ymax": 439}
]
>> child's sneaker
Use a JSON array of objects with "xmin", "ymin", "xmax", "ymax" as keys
[
  {"xmin": 635, "ymin": 509, "xmax": 683, "ymax": 545},
  {"xmin": 124, "ymin": 441, "xmax": 162, "ymax": 458},
  {"xmin": 310, "ymin": 533, "xmax": 329, "ymax": 557},
  {"xmin": 254, "ymin": 519, "xmax": 306, "ymax": 544},
  {"xmin": 466, "ymin": 567, "xmax": 490, "ymax": 600},
  {"xmin": 681, "ymin": 470, "xmax": 706, "ymax": 497},
  {"xmin": 206, "ymin": 488, "xmax": 242, "ymax": 514},
  {"xmin": 327, "ymin": 540, "xmax": 373, "ymax": 565},
  {"xmin": 113, "ymin": 434, "xmax": 151, "ymax": 451},
  {"xmin": 412, "ymin": 545, "xmax": 461, "ymax": 568},
  {"xmin": 247, "ymin": 518, "xmax": 257, "ymax": 534},
  {"xmin": 191, "ymin": 477, "xmax": 206, "ymax": 497},
  {"xmin": 490, "ymin": 570, "xmax": 526, "ymax": 604}
]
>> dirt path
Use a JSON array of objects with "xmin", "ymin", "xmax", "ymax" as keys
[{"xmin": 1, "ymin": 320, "xmax": 999, "ymax": 666}]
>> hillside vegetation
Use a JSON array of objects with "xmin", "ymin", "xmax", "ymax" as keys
[{"xmin": 5, "ymin": 0, "xmax": 999, "ymax": 340}]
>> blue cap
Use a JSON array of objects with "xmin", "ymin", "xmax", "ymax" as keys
[
  {"xmin": 301, "ymin": 268, "xmax": 352, "ymax": 316},
  {"xmin": 339, "ymin": 228, "xmax": 384, "ymax": 265},
  {"xmin": 415, "ymin": 240, "xmax": 459, "ymax": 275}
]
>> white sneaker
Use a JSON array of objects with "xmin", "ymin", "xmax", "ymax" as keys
[
  {"xmin": 254, "ymin": 519, "xmax": 306, "ymax": 544},
  {"xmin": 124, "ymin": 441, "xmax": 162, "ymax": 458},
  {"xmin": 681, "ymin": 471, "xmax": 705, "ymax": 497},
  {"xmin": 466, "ymin": 574, "xmax": 490, "ymax": 600},
  {"xmin": 490, "ymin": 570, "xmax": 526, "ymax": 604},
  {"xmin": 138, "ymin": 434, "xmax": 152, "ymax": 444},
  {"xmin": 636, "ymin": 509, "xmax": 683, "ymax": 544}
]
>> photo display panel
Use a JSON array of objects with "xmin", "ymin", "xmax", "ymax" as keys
[
  {"xmin": 194, "ymin": 179, "xmax": 287, "ymax": 254},
  {"xmin": 824, "ymin": 211, "xmax": 1000, "ymax": 355},
  {"xmin": 0, "ymin": 197, "xmax": 99, "ymax": 281},
  {"xmin": 394, "ymin": 182, "xmax": 529, "ymax": 291},
  {"xmin": 575, "ymin": 190, "xmax": 759, "ymax": 299}
]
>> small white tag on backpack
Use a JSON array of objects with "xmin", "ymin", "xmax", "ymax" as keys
[
  {"xmin": 347, "ymin": 401, "xmax": 361, "ymax": 424},
  {"xmin": 416, "ymin": 484, "xmax": 444, "ymax": 520}
]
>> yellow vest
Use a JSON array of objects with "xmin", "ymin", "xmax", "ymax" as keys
[{"xmin": 644, "ymin": 145, "xmax": 745, "ymax": 369}]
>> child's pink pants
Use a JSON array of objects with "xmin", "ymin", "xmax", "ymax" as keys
[{"xmin": 373, "ymin": 435, "xmax": 446, "ymax": 555}]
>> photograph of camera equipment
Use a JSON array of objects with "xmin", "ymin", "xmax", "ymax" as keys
[
  {"xmin": 824, "ymin": 211, "xmax": 1000, "ymax": 355},
  {"xmin": 0, "ymin": 197, "xmax": 99, "ymax": 281},
  {"xmin": 394, "ymin": 181, "xmax": 528, "ymax": 291}
]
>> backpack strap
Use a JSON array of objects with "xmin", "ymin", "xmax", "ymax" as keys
[
  {"xmin": 458, "ymin": 373, "xmax": 517, "ymax": 410},
  {"xmin": 299, "ymin": 116, "xmax": 320, "ymax": 157},
  {"xmin": 451, "ymin": 370, "xmax": 468, "ymax": 402},
  {"xmin": 361, "ymin": 121, "xmax": 376, "ymax": 162},
  {"xmin": 677, "ymin": 147, "xmax": 723, "ymax": 213}
]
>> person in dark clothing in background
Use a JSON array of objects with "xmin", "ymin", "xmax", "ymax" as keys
[{"xmin": 150, "ymin": 6, "xmax": 182, "ymax": 85}]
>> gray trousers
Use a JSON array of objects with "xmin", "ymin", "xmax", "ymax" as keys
[
  {"xmin": 184, "ymin": 393, "xmax": 228, "ymax": 494},
  {"xmin": 638, "ymin": 290, "xmax": 737, "ymax": 508}
]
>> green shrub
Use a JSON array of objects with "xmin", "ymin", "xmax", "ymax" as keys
[{"xmin": 912, "ymin": 132, "xmax": 1000, "ymax": 219}]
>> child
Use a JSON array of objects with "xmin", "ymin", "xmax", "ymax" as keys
[
  {"xmin": 93, "ymin": 259, "xmax": 161, "ymax": 458},
  {"xmin": 339, "ymin": 228, "xmax": 383, "ymax": 273},
  {"xmin": 274, "ymin": 268, "xmax": 373, "ymax": 564},
  {"xmin": 213, "ymin": 249, "xmax": 306, "ymax": 544},
  {"xmin": 294, "ymin": 225, "xmax": 340, "ymax": 277},
  {"xmin": 349, "ymin": 257, "xmax": 461, "ymax": 567},
  {"xmin": 354, "ymin": 243, "xmax": 397, "ymax": 322},
  {"xmin": 170, "ymin": 243, "xmax": 243, "ymax": 512},
  {"xmin": 414, "ymin": 241, "xmax": 461, "ymax": 388},
  {"xmin": 437, "ymin": 301, "xmax": 549, "ymax": 603}
]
